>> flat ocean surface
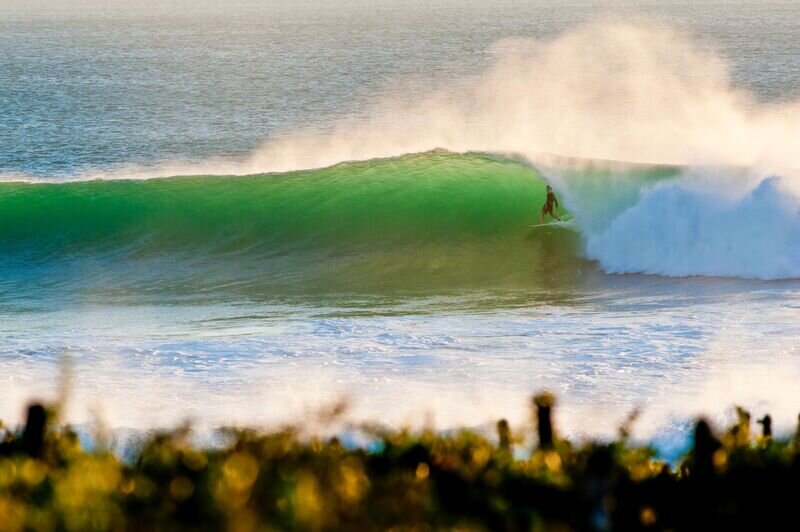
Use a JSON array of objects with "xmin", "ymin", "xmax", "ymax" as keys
[{"xmin": 2, "ymin": 0, "xmax": 800, "ymax": 450}]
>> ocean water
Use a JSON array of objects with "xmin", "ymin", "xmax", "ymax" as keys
[{"xmin": 2, "ymin": 0, "xmax": 800, "ymax": 449}]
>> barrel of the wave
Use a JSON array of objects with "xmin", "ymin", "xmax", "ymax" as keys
[{"xmin": 0, "ymin": 151, "xmax": 583, "ymax": 294}]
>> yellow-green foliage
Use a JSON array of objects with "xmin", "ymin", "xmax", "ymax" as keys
[{"xmin": 0, "ymin": 400, "xmax": 798, "ymax": 531}]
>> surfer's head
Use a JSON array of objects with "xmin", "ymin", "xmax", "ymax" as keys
[{"xmin": 546, "ymin": 185, "xmax": 552, "ymax": 192}]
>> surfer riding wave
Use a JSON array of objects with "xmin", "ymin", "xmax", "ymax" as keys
[{"xmin": 540, "ymin": 185, "xmax": 561, "ymax": 223}]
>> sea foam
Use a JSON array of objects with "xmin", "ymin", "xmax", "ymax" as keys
[{"xmin": 581, "ymin": 175, "xmax": 800, "ymax": 279}]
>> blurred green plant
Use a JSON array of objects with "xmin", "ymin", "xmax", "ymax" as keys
[{"xmin": 0, "ymin": 396, "xmax": 798, "ymax": 531}]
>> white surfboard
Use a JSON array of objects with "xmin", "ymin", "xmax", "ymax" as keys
[{"xmin": 528, "ymin": 218, "xmax": 578, "ymax": 230}]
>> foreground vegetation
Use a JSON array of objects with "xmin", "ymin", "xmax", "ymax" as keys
[{"xmin": 1, "ymin": 394, "xmax": 799, "ymax": 531}]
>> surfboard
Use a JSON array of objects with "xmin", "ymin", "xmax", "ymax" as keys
[{"xmin": 528, "ymin": 218, "xmax": 578, "ymax": 230}]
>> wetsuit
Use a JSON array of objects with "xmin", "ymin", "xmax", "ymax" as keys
[{"xmin": 542, "ymin": 190, "xmax": 559, "ymax": 217}]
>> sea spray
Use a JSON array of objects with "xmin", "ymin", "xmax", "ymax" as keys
[
  {"xmin": 243, "ymin": 21, "xmax": 800, "ymax": 174},
  {"xmin": 8, "ymin": 20, "xmax": 800, "ymax": 183}
]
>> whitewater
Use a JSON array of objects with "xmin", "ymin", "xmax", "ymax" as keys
[{"xmin": 2, "ymin": 1, "xmax": 800, "ymax": 454}]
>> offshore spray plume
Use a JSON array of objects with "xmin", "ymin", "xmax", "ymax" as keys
[
  {"xmin": 28, "ymin": 20, "xmax": 800, "ymax": 183},
  {"xmin": 244, "ymin": 20, "xmax": 800, "ymax": 175}
]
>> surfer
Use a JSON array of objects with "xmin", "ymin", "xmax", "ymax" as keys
[{"xmin": 540, "ymin": 185, "xmax": 561, "ymax": 223}]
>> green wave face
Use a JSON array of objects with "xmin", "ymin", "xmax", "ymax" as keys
[{"xmin": 0, "ymin": 151, "xmax": 584, "ymax": 298}]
